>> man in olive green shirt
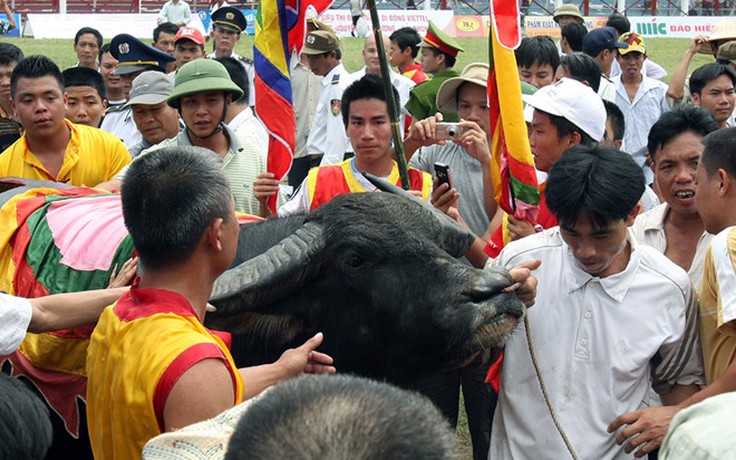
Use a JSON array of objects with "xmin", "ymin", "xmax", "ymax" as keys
[{"xmin": 405, "ymin": 20, "xmax": 464, "ymax": 122}]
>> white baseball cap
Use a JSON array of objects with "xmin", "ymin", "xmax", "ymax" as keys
[{"xmin": 522, "ymin": 77, "xmax": 606, "ymax": 142}]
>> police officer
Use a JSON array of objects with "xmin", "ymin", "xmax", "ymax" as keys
[
  {"xmin": 405, "ymin": 20, "xmax": 463, "ymax": 123},
  {"xmin": 301, "ymin": 29, "xmax": 352, "ymax": 166},
  {"xmin": 207, "ymin": 6, "xmax": 255, "ymax": 107},
  {"xmin": 100, "ymin": 34, "xmax": 175, "ymax": 149}
]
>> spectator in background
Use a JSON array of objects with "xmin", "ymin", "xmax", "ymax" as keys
[
  {"xmin": 388, "ymin": 27, "xmax": 428, "ymax": 84},
  {"xmin": 405, "ymin": 20, "xmax": 463, "ymax": 122},
  {"xmin": 98, "ymin": 43, "xmax": 125, "ymax": 108},
  {"xmin": 556, "ymin": 52, "xmax": 602, "ymax": 93},
  {"xmin": 0, "ymin": 42, "xmax": 23, "ymax": 153},
  {"xmin": 689, "ymin": 63, "xmax": 736, "ymax": 129},
  {"xmin": 124, "ymin": 71, "xmax": 181, "ymax": 158},
  {"xmin": 157, "ymin": 0, "xmax": 191, "ymax": 27},
  {"xmin": 0, "ymin": 0, "xmax": 17, "ymax": 35},
  {"xmin": 606, "ymin": 13, "xmax": 668, "ymax": 80},
  {"xmin": 152, "ymin": 21, "xmax": 179, "ymax": 73},
  {"xmin": 0, "ymin": 55, "xmax": 130, "ymax": 185},
  {"xmin": 207, "ymin": 7, "xmax": 256, "ymax": 107},
  {"xmin": 560, "ymin": 21, "xmax": 587, "ymax": 55},
  {"xmin": 716, "ymin": 40, "xmax": 736, "ymax": 72},
  {"xmin": 582, "ymin": 26, "xmax": 627, "ymax": 102},
  {"xmin": 102, "ymin": 34, "xmax": 175, "ymax": 148},
  {"xmin": 172, "ymin": 27, "xmax": 206, "ymax": 72},
  {"xmin": 350, "ymin": 0, "xmax": 363, "ymax": 37},
  {"xmin": 301, "ymin": 28, "xmax": 352, "ymax": 166},
  {"xmin": 613, "ymin": 32, "xmax": 669, "ymax": 185},
  {"xmin": 288, "ymin": 17, "xmax": 324, "ymax": 186},
  {"xmin": 515, "ymin": 36, "xmax": 559, "ymax": 89},
  {"xmin": 217, "ymin": 56, "xmax": 267, "ymax": 157},
  {"xmin": 61, "ymin": 67, "xmax": 107, "ymax": 128},
  {"xmin": 73, "ymin": 27, "xmax": 102, "ymax": 70},
  {"xmin": 552, "ymin": 4, "xmax": 584, "ymax": 55}
]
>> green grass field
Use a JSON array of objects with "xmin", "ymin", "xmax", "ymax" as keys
[
  {"xmin": 4, "ymin": 33, "xmax": 713, "ymax": 460},
  {"xmin": 6, "ymin": 35, "xmax": 715, "ymax": 80}
]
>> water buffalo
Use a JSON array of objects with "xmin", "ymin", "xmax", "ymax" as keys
[{"xmin": 0, "ymin": 178, "xmax": 525, "ymax": 457}]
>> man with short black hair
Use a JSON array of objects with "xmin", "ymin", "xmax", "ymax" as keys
[
  {"xmin": 152, "ymin": 22, "xmax": 178, "ymax": 73},
  {"xmin": 61, "ymin": 67, "xmax": 107, "ymax": 127},
  {"xmin": 388, "ymin": 26, "xmax": 427, "ymax": 84},
  {"xmin": 98, "ymin": 44, "xmax": 125, "ymax": 108},
  {"xmin": 491, "ymin": 145, "xmax": 703, "ymax": 459},
  {"xmin": 0, "ymin": 55, "xmax": 130, "ymax": 185},
  {"xmin": 560, "ymin": 21, "xmax": 586, "ymax": 54},
  {"xmin": 73, "ymin": 27, "xmax": 102, "ymax": 69},
  {"xmin": 86, "ymin": 145, "xmax": 335, "ymax": 460},
  {"xmin": 515, "ymin": 36, "xmax": 559, "ymax": 89},
  {"xmin": 689, "ymin": 62, "xmax": 736, "ymax": 129}
]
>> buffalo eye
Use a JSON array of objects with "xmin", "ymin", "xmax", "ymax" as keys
[{"xmin": 341, "ymin": 250, "xmax": 365, "ymax": 270}]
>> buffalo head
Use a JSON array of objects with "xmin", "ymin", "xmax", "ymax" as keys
[{"xmin": 207, "ymin": 192, "xmax": 525, "ymax": 384}]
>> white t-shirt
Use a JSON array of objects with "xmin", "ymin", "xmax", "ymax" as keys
[{"xmin": 0, "ymin": 292, "xmax": 32, "ymax": 355}]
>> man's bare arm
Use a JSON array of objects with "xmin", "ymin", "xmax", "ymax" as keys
[{"xmin": 28, "ymin": 288, "xmax": 127, "ymax": 333}]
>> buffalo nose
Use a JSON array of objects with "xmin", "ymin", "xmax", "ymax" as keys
[{"xmin": 468, "ymin": 268, "xmax": 525, "ymax": 318}]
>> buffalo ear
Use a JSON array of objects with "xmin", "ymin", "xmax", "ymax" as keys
[
  {"xmin": 209, "ymin": 222, "xmax": 325, "ymax": 315},
  {"xmin": 363, "ymin": 172, "xmax": 475, "ymax": 258}
]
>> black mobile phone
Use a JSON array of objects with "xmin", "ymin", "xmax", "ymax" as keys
[{"xmin": 434, "ymin": 163, "xmax": 452, "ymax": 189}]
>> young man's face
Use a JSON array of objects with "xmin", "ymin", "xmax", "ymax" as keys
[
  {"xmin": 65, "ymin": 85, "xmax": 106, "ymax": 127},
  {"xmin": 602, "ymin": 116, "xmax": 623, "ymax": 149},
  {"xmin": 347, "ymin": 97, "xmax": 392, "ymax": 164},
  {"xmin": 519, "ymin": 62, "xmax": 555, "ymax": 89},
  {"xmin": 456, "ymin": 82, "xmax": 490, "ymax": 136},
  {"xmin": 180, "ymin": 91, "xmax": 228, "ymax": 139},
  {"xmin": 174, "ymin": 39, "xmax": 205, "ymax": 68},
  {"xmin": 652, "ymin": 131, "xmax": 702, "ymax": 217},
  {"xmin": 11, "ymin": 76, "xmax": 68, "ymax": 136},
  {"xmin": 0, "ymin": 60, "xmax": 18, "ymax": 108},
  {"xmin": 528, "ymin": 110, "xmax": 577, "ymax": 173},
  {"xmin": 388, "ymin": 40, "xmax": 410, "ymax": 68},
  {"xmin": 211, "ymin": 26, "xmax": 240, "ymax": 56},
  {"xmin": 695, "ymin": 156, "xmax": 726, "ymax": 234},
  {"xmin": 419, "ymin": 48, "xmax": 443, "ymax": 74},
  {"xmin": 560, "ymin": 210, "xmax": 636, "ymax": 278},
  {"xmin": 99, "ymin": 51, "xmax": 123, "ymax": 96},
  {"xmin": 132, "ymin": 101, "xmax": 180, "ymax": 145},
  {"xmin": 153, "ymin": 32, "xmax": 176, "ymax": 55},
  {"xmin": 74, "ymin": 33, "xmax": 99, "ymax": 68},
  {"xmin": 616, "ymin": 51, "xmax": 646, "ymax": 80},
  {"xmin": 692, "ymin": 74, "xmax": 736, "ymax": 126}
]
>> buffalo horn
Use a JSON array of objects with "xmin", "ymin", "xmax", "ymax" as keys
[
  {"xmin": 363, "ymin": 172, "xmax": 475, "ymax": 258},
  {"xmin": 209, "ymin": 222, "xmax": 325, "ymax": 313}
]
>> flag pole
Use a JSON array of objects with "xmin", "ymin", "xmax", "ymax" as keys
[{"xmin": 365, "ymin": 0, "xmax": 411, "ymax": 190}]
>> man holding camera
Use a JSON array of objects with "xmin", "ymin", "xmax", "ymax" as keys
[
  {"xmin": 406, "ymin": 62, "xmax": 497, "ymax": 240},
  {"xmin": 403, "ymin": 62, "xmax": 499, "ymax": 460}
]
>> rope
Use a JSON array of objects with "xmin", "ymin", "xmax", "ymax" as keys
[{"xmin": 524, "ymin": 318, "xmax": 580, "ymax": 460}]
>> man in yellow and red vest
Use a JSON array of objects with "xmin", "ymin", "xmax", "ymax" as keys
[
  {"xmin": 85, "ymin": 145, "xmax": 335, "ymax": 460},
  {"xmin": 269, "ymin": 74, "xmax": 432, "ymax": 217}
]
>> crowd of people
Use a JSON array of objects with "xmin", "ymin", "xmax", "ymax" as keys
[{"xmin": 1, "ymin": 2, "xmax": 736, "ymax": 459}]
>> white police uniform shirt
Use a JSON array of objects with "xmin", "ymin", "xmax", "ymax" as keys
[
  {"xmin": 0, "ymin": 293, "xmax": 32, "ymax": 355},
  {"xmin": 308, "ymin": 63, "xmax": 352, "ymax": 166},
  {"xmin": 349, "ymin": 66, "xmax": 415, "ymax": 137},
  {"xmin": 207, "ymin": 52, "xmax": 255, "ymax": 107},
  {"xmin": 100, "ymin": 105, "xmax": 143, "ymax": 149}
]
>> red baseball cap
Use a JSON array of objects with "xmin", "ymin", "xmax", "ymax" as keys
[{"xmin": 174, "ymin": 27, "xmax": 205, "ymax": 46}]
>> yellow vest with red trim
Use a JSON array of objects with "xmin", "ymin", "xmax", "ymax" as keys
[
  {"xmin": 86, "ymin": 286, "xmax": 244, "ymax": 460},
  {"xmin": 305, "ymin": 159, "xmax": 432, "ymax": 211}
]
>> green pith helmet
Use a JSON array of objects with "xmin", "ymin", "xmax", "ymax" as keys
[{"xmin": 168, "ymin": 59, "xmax": 244, "ymax": 108}]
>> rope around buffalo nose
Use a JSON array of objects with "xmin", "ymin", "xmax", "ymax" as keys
[{"xmin": 525, "ymin": 318, "xmax": 580, "ymax": 460}]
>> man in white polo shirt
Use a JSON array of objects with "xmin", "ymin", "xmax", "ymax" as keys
[{"xmin": 489, "ymin": 145, "xmax": 703, "ymax": 459}]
